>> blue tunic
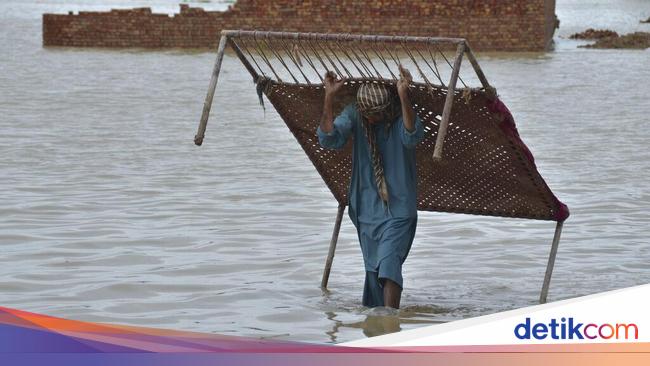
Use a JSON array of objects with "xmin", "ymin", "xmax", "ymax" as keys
[{"xmin": 317, "ymin": 103, "xmax": 424, "ymax": 307}]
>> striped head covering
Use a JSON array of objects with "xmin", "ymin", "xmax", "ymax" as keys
[{"xmin": 356, "ymin": 83, "xmax": 391, "ymax": 116}]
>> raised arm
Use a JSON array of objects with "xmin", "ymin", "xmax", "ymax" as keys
[
  {"xmin": 319, "ymin": 71, "xmax": 345, "ymax": 133},
  {"xmin": 317, "ymin": 72, "xmax": 353, "ymax": 150},
  {"xmin": 397, "ymin": 65, "xmax": 416, "ymax": 132},
  {"xmin": 397, "ymin": 65, "xmax": 424, "ymax": 148}
]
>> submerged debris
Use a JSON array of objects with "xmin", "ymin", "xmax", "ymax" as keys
[
  {"xmin": 569, "ymin": 28, "xmax": 619, "ymax": 40},
  {"xmin": 580, "ymin": 32, "xmax": 650, "ymax": 49}
]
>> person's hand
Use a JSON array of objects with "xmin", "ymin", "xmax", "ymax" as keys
[
  {"xmin": 324, "ymin": 71, "xmax": 345, "ymax": 97},
  {"xmin": 397, "ymin": 64, "xmax": 412, "ymax": 99}
]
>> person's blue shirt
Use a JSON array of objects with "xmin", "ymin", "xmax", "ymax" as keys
[{"xmin": 316, "ymin": 103, "xmax": 424, "ymax": 276}]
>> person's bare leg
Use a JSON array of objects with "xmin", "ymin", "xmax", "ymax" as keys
[{"xmin": 382, "ymin": 279, "xmax": 402, "ymax": 309}]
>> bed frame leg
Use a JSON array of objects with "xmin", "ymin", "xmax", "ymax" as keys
[
  {"xmin": 539, "ymin": 221, "xmax": 564, "ymax": 304},
  {"xmin": 321, "ymin": 204, "xmax": 346, "ymax": 289},
  {"xmin": 194, "ymin": 34, "xmax": 228, "ymax": 146}
]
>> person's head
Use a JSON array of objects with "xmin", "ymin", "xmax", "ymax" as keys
[{"xmin": 356, "ymin": 82, "xmax": 393, "ymax": 124}]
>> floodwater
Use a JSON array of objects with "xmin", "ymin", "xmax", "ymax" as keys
[{"xmin": 1, "ymin": 0, "xmax": 649, "ymax": 344}]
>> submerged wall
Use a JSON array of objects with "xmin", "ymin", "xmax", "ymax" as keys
[{"xmin": 43, "ymin": 1, "xmax": 558, "ymax": 51}]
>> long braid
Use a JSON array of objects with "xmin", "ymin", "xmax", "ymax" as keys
[
  {"xmin": 356, "ymin": 82, "xmax": 400, "ymax": 206},
  {"xmin": 361, "ymin": 117, "xmax": 389, "ymax": 204}
]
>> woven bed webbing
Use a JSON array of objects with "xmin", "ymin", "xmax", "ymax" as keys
[{"xmin": 265, "ymin": 79, "xmax": 569, "ymax": 221}]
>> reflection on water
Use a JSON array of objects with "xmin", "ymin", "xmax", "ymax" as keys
[
  {"xmin": 329, "ymin": 312, "xmax": 402, "ymax": 341},
  {"xmin": 326, "ymin": 306, "xmax": 453, "ymax": 341},
  {"xmin": 1, "ymin": 0, "xmax": 650, "ymax": 344}
]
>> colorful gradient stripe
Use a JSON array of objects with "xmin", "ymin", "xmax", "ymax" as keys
[
  {"xmin": 1, "ymin": 306, "xmax": 649, "ymax": 366},
  {"xmin": 0, "ymin": 306, "xmax": 378, "ymax": 353}
]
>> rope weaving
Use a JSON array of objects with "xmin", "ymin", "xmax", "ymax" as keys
[{"xmin": 264, "ymin": 79, "xmax": 568, "ymax": 221}]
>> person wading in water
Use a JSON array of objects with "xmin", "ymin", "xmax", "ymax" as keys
[{"xmin": 317, "ymin": 66, "xmax": 424, "ymax": 308}]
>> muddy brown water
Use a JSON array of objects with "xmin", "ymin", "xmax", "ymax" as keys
[{"xmin": 1, "ymin": 0, "xmax": 649, "ymax": 343}]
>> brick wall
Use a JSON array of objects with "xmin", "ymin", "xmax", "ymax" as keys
[{"xmin": 43, "ymin": 1, "xmax": 557, "ymax": 51}]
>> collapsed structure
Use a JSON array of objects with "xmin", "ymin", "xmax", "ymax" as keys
[{"xmin": 43, "ymin": 1, "xmax": 558, "ymax": 51}]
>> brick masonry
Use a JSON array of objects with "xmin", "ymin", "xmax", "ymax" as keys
[{"xmin": 43, "ymin": 1, "xmax": 558, "ymax": 51}]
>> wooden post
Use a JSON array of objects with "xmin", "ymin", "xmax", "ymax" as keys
[
  {"xmin": 221, "ymin": 29, "xmax": 465, "ymax": 46},
  {"xmin": 464, "ymin": 42, "xmax": 491, "ymax": 91},
  {"xmin": 433, "ymin": 42, "xmax": 465, "ymax": 160},
  {"xmin": 321, "ymin": 204, "xmax": 346, "ymax": 289},
  {"xmin": 539, "ymin": 221, "xmax": 564, "ymax": 304},
  {"xmin": 194, "ymin": 34, "xmax": 228, "ymax": 146}
]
